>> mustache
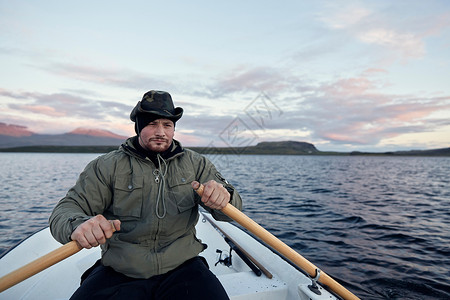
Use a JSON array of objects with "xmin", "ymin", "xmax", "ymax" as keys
[{"xmin": 149, "ymin": 137, "xmax": 169, "ymax": 142}]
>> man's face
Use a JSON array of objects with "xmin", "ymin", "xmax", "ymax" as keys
[{"xmin": 138, "ymin": 118, "xmax": 175, "ymax": 152}]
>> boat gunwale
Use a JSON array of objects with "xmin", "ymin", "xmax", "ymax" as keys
[{"xmin": 0, "ymin": 227, "xmax": 48, "ymax": 260}]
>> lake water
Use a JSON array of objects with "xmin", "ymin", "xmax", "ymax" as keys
[{"xmin": 0, "ymin": 153, "xmax": 449, "ymax": 299}]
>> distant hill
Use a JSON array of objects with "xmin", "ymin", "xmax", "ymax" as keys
[
  {"xmin": 0, "ymin": 123, "xmax": 34, "ymax": 137},
  {"xmin": 350, "ymin": 148, "xmax": 450, "ymax": 156},
  {"xmin": 189, "ymin": 141, "xmax": 320, "ymax": 155},
  {"xmin": 0, "ymin": 140, "xmax": 323, "ymax": 154},
  {"xmin": 4, "ymin": 141, "xmax": 447, "ymax": 156},
  {"xmin": 69, "ymin": 128, "xmax": 127, "ymax": 139},
  {"xmin": 0, "ymin": 123, "xmax": 128, "ymax": 148},
  {"xmin": 0, "ymin": 123, "xmax": 448, "ymax": 156},
  {"xmin": 251, "ymin": 141, "xmax": 319, "ymax": 154}
]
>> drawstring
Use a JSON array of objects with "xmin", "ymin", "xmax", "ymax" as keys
[{"xmin": 154, "ymin": 154, "xmax": 168, "ymax": 219}]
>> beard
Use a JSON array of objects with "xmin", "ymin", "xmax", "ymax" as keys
[{"xmin": 141, "ymin": 137, "xmax": 171, "ymax": 152}]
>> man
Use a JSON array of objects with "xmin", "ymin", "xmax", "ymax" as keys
[{"xmin": 49, "ymin": 90, "xmax": 242, "ymax": 299}]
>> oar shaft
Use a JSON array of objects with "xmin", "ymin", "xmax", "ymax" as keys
[
  {"xmin": 197, "ymin": 184, "xmax": 359, "ymax": 300},
  {"xmin": 0, "ymin": 221, "xmax": 117, "ymax": 293},
  {"xmin": 0, "ymin": 241, "xmax": 82, "ymax": 293},
  {"xmin": 222, "ymin": 204, "xmax": 358, "ymax": 300}
]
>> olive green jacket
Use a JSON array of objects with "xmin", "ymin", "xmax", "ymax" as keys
[{"xmin": 49, "ymin": 137, "xmax": 242, "ymax": 278}]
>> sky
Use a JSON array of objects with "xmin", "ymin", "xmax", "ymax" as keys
[{"xmin": 1, "ymin": 1, "xmax": 449, "ymax": 152}]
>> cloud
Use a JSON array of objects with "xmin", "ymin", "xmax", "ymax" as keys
[
  {"xmin": 185, "ymin": 57, "xmax": 450, "ymax": 146},
  {"xmin": 318, "ymin": 2, "xmax": 450, "ymax": 63},
  {"xmin": 0, "ymin": 88, "xmax": 32, "ymax": 99},
  {"xmin": 361, "ymin": 68, "xmax": 388, "ymax": 76},
  {"xmin": 319, "ymin": 4, "xmax": 371, "ymax": 29},
  {"xmin": 2, "ymin": 57, "xmax": 449, "ymax": 150},
  {"xmin": 321, "ymin": 77, "xmax": 377, "ymax": 98},
  {"xmin": 194, "ymin": 63, "xmax": 450, "ymax": 147},
  {"xmin": 2, "ymin": 89, "xmax": 131, "ymax": 120},
  {"xmin": 300, "ymin": 81, "xmax": 450, "ymax": 145},
  {"xmin": 20, "ymin": 105, "xmax": 66, "ymax": 117},
  {"xmin": 39, "ymin": 63, "xmax": 176, "ymax": 91},
  {"xmin": 202, "ymin": 65, "xmax": 307, "ymax": 99},
  {"xmin": 358, "ymin": 29, "xmax": 425, "ymax": 59}
]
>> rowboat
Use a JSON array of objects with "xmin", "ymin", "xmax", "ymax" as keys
[{"xmin": 0, "ymin": 210, "xmax": 342, "ymax": 300}]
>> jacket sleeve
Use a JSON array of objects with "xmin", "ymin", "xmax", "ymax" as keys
[
  {"xmin": 49, "ymin": 156, "xmax": 113, "ymax": 244},
  {"xmin": 193, "ymin": 152, "xmax": 243, "ymax": 222}
]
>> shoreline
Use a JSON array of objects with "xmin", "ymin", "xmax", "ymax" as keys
[{"xmin": 0, "ymin": 145, "xmax": 449, "ymax": 156}]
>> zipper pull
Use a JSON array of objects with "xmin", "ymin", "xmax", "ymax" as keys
[{"xmin": 153, "ymin": 170, "xmax": 160, "ymax": 183}]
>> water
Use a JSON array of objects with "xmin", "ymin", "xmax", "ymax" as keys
[
  {"xmin": 1, "ymin": 153, "xmax": 449, "ymax": 299},
  {"xmin": 0, "ymin": 153, "xmax": 101, "ymax": 253}
]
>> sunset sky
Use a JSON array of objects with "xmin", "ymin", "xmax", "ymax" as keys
[{"xmin": 1, "ymin": 1, "xmax": 449, "ymax": 152}]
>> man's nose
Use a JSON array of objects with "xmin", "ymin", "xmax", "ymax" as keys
[{"xmin": 155, "ymin": 123, "xmax": 165, "ymax": 135}]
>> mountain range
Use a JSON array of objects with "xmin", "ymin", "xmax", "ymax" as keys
[
  {"xmin": 0, "ymin": 123, "xmax": 128, "ymax": 148},
  {"xmin": 0, "ymin": 123, "xmax": 449, "ymax": 156}
]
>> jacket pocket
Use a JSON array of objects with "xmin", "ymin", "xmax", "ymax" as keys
[
  {"xmin": 166, "ymin": 173, "xmax": 196, "ymax": 214},
  {"xmin": 113, "ymin": 175, "xmax": 144, "ymax": 218}
]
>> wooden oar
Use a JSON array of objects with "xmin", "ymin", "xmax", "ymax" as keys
[
  {"xmin": 195, "ymin": 183, "xmax": 360, "ymax": 300},
  {"xmin": 0, "ymin": 222, "xmax": 117, "ymax": 293},
  {"xmin": 0, "ymin": 241, "xmax": 82, "ymax": 293}
]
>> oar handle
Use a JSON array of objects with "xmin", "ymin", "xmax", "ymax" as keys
[
  {"xmin": 195, "ymin": 183, "xmax": 359, "ymax": 300},
  {"xmin": 0, "ymin": 221, "xmax": 117, "ymax": 293},
  {"xmin": 0, "ymin": 241, "xmax": 82, "ymax": 293}
]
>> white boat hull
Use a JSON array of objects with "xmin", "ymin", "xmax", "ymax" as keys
[{"xmin": 0, "ymin": 211, "xmax": 338, "ymax": 300}]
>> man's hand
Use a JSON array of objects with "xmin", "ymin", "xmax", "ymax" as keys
[
  {"xmin": 192, "ymin": 180, "xmax": 230, "ymax": 210},
  {"xmin": 70, "ymin": 215, "xmax": 121, "ymax": 249}
]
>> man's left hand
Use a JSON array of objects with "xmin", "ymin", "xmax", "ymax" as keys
[{"xmin": 192, "ymin": 180, "xmax": 230, "ymax": 210}]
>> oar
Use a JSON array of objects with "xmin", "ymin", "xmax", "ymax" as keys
[
  {"xmin": 195, "ymin": 183, "xmax": 360, "ymax": 300},
  {"xmin": 0, "ymin": 241, "xmax": 82, "ymax": 293},
  {"xmin": 0, "ymin": 222, "xmax": 116, "ymax": 293}
]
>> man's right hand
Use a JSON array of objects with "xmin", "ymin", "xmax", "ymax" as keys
[{"xmin": 70, "ymin": 215, "xmax": 121, "ymax": 249}]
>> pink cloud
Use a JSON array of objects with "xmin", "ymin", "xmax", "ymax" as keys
[
  {"xmin": 21, "ymin": 105, "xmax": 67, "ymax": 117},
  {"xmin": 209, "ymin": 66, "xmax": 293, "ymax": 97},
  {"xmin": 174, "ymin": 131, "xmax": 206, "ymax": 146},
  {"xmin": 359, "ymin": 29, "xmax": 425, "ymax": 59},
  {"xmin": 362, "ymin": 68, "xmax": 388, "ymax": 76},
  {"xmin": 305, "ymin": 74, "xmax": 450, "ymax": 145},
  {"xmin": 323, "ymin": 77, "xmax": 376, "ymax": 97},
  {"xmin": 3, "ymin": 88, "xmax": 131, "ymax": 121},
  {"xmin": 386, "ymin": 104, "xmax": 438, "ymax": 123}
]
